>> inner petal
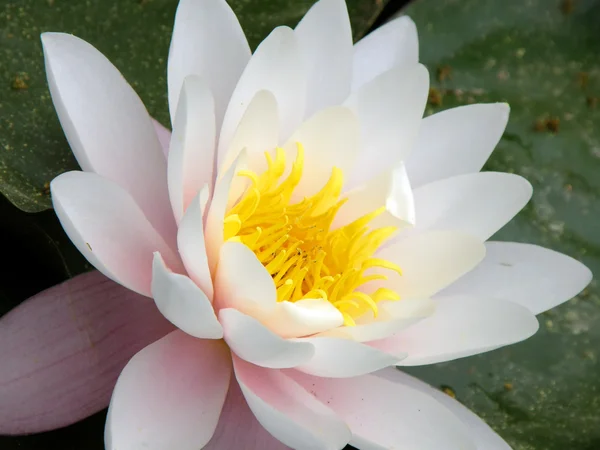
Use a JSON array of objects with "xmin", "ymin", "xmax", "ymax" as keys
[{"xmin": 223, "ymin": 144, "xmax": 402, "ymax": 326}]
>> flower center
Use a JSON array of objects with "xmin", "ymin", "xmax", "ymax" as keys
[{"xmin": 223, "ymin": 144, "xmax": 402, "ymax": 326}]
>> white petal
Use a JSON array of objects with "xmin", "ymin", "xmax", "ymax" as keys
[
  {"xmin": 377, "ymin": 231, "xmax": 486, "ymax": 299},
  {"xmin": 406, "ymin": 103, "xmax": 510, "ymax": 188},
  {"xmin": 42, "ymin": 33, "xmax": 175, "ymax": 245},
  {"xmin": 177, "ymin": 186, "xmax": 214, "ymax": 299},
  {"xmin": 168, "ymin": 0, "xmax": 250, "ymax": 125},
  {"xmin": 151, "ymin": 253, "xmax": 222, "ymax": 339},
  {"xmin": 295, "ymin": 337, "xmax": 403, "ymax": 378},
  {"xmin": 352, "ymin": 16, "xmax": 419, "ymax": 91},
  {"xmin": 168, "ymin": 76, "xmax": 216, "ymax": 224},
  {"xmin": 220, "ymin": 309, "xmax": 314, "ymax": 369},
  {"xmin": 376, "ymin": 368, "xmax": 512, "ymax": 450},
  {"xmin": 295, "ymin": 0, "xmax": 353, "ymax": 117},
  {"xmin": 371, "ymin": 295, "xmax": 539, "ymax": 366},
  {"xmin": 346, "ymin": 64, "xmax": 429, "ymax": 186},
  {"xmin": 283, "ymin": 106, "xmax": 360, "ymax": 201},
  {"xmin": 218, "ymin": 27, "xmax": 306, "ymax": 166},
  {"xmin": 105, "ymin": 331, "xmax": 231, "ymax": 450},
  {"xmin": 51, "ymin": 171, "xmax": 182, "ymax": 297},
  {"xmin": 152, "ymin": 118, "xmax": 171, "ymax": 157},
  {"xmin": 441, "ymin": 241, "xmax": 593, "ymax": 314},
  {"xmin": 214, "ymin": 242, "xmax": 276, "ymax": 312},
  {"xmin": 233, "ymin": 356, "xmax": 351, "ymax": 450},
  {"xmin": 409, "ymin": 172, "xmax": 532, "ymax": 241},
  {"xmin": 287, "ymin": 369, "xmax": 476, "ymax": 450}
]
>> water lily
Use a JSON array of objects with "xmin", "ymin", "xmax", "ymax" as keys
[{"xmin": 0, "ymin": 0, "xmax": 591, "ymax": 448}]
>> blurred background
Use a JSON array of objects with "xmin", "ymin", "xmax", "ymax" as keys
[{"xmin": 0, "ymin": 0, "xmax": 599, "ymax": 448}]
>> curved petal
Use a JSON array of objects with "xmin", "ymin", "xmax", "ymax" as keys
[
  {"xmin": 295, "ymin": 337, "xmax": 403, "ymax": 378},
  {"xmin": 376, "ymin": 368, "xmax": 512, "ymax": 450},
  {"xmin": 233, "ymin": 356, "xmax": 351, "ymax": 450},
  {"xmin": 370, "ymin": 295, "xmax": 539, "ymax": 366},
  {"xmin": 204, "ymin": 376, "xmax": 289, "ymax": 450},
  {"xmin": 151, "ymin": 253, "xmax": 222, "ymax": 339},
  {"xmin": 352, "ymin": 16, "xmax": 419, "ymax": 91},
  {"xmin": 440, "ymin": 242, "xmax": 593, "ymax": 314},
  {"xmin": 295, "ymin": 0, "xmax": 353, "ymax": 117},
  {"xmin": 376, "ymin": 231, "xmax": 486, "ymax": 299},
  {"xmin": 220, "ymin": 309, "xmax": 314, "ymax": 369},
  {"xmin": 0, "ymin": 272, "xmax": 173, "ymax": 435},
  {"xmin": 409, "ymin": 172, "xmax": 533, "ymax": 241},
  {"xmin": 218, "ymin": 26, "xmax": 306, "ymax": 166},
  {"xmin": 105, "ymin": 331, "xmax": 231, "ymax": 450},
  {"xmin": 152, "ymin": 119, "xmax": 171, "ymax": 157},
  {"xmin": 346, "ymin": 64, "xmax": 429, "ymax": 186},
  {"xmin": 168, "ymin": 0, "xmax": 250, "ymax": 125},
  {"xmin": 405, "ymin": 103, "xmax": 510, "ymax": 188},
  {"xmin": 287, "ymin": 369, "xmax": 476, "ymax": 450},
  {"xmin": 42, "ymin": 33, "xmax": 175, "ymax": 245},
  {"xmin": 51, "ymin": 171, "xmax": 183, "ymax": 297},
  {"xmin": 168, "ymin": 75, "xmax": 216, "ymax": 224},
  {"xmin": 177, "ymin": 186, "xmax": 214, "ymax": 299}
]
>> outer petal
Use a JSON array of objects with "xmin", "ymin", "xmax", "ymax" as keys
[
  {"xmin": 218, "ymin": 27, "xmax": 306, "ymax": 166},
  {"xmin": 105, "ymin": 331, "xmax": 231, "ymax": 450},
  {"xmin": 346, "ymin": 64, "xmax": 429, "ymax": 186},
  {"xmin": 152, "ymin": 119, "xmax": 171, "ymax": 157},
  {"xmin": 376, "ymin": 231, "xmax": 486, "ymax": 299},
  {"xmin": 287, "ymin": 369, "xmax": 476, "ymax": 450},
  {"xmin": 295, "ymin": 0, "xmax": 353, "ymax": 117},
  {"xmin": 409, "ymin": 172, "xmax": 533, "ymax": 241},
  {"xmin": 51, "ymin": 171, "xmax": 183, "ymax": 297},
  {"xmin": 233, "ymin": 356, "xmax": 351, "ymax": 450},
  {"xmin": 405, "ymin": 103, "xmax": 510, "ymax": 188},
  {"xmin": 440, "ymin": 242, "xmax": 593, "ymax": 314},
  {"xmin": 151, "ymin": 253, "xmax": 222, "ymax": 339},
  {"xmin": 42, "ymin": 33, "xmax": 175, "ymax": 245},
  {"xmin": 371, "ymin": 295, "xmax": 539, "ymax": 366},
  {"xmin": 168, "ymin": 76, "xmax": 216, "ymax": 224},
  {"xmin": 168, "ymin": 0, "xmax": 251, "ymax": 125},
  {"xmin": 376, "ymin": 368, "xmax": 512, "ymax": 450},
  {"xmin": 0, "ymin": 272, "xmax": 173, "ymax": 435},
  {"xmin": 220, "ymin": 309, "xmax": 314, "ymax": 369},
  {"xmin": 352, "ymin": 16, "xmax": 419, "ymax": 90}
]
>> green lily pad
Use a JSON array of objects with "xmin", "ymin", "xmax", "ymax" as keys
[
  {"xmin": 402, "ymin": 0, "xmax": 600, "ymax": 448},
  {"xmin": 0, "ymin": 0, "xmax": 387, "ymax": 213}
]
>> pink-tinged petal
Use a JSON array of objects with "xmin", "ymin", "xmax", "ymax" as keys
[
  {"xmin": 371, "ymin": 295, "xmax": 539, "ymax": 366},
  {"xmin": 376, "ymin": 368, "xmax": 511, "ymax": 449},
  {"xmin": 218, "ymin": 27, "xmax": 306, "ymax": 166},
  {"xmin": 42, "ymin": 33, "xmax": 175, "ymax": 246},
  {"xmin": 295, "ymin": 0, "xmax": 353, "ymax": 117},
  {"xmin": 233, "ymin": 356, "xmax": 351, "ymax": 449},
  {"xmin": 287, "ymin": 369, "xmax": 476, "ymax": 450},
  {"xmin": 177, "ymin": 186, "xmax": 214, "ymax": 299},
  {"xmin": 219, "ymin": 309, "xmax": 314, "ymax": 369},
  {"xmin": 295, "ymin": 336, "xmax": 403, "ymax": 378},
  {"xmin": 441, "ymin": 242, "xmax": 593, "ymax": 315},
  {"xmin": 346, "ymin": 64, "xmax": 429, "ymax": 187},
  {"xmin": 151, "ymin": 253, "xmax": 222, "ymax": 339},
  {"xmin": 168, "ymin": 0, "xmax": 250, "ymax": 126},
  {"xmin": 406, "ymin": 103, "xmax": 510, "ymax": 188},
  {"xmin": 408, "ymin": 172, "xmax": 532, "ymax": 241},
  {"xmin": 0, "ymin": 271, "xmax": 174, "ymax": 435},
  {"xmin": 283, "ymin": 106, "xmax": 360, "ymax": 201},
  {"xmin": 352, "ymin": 16, "xmax": 419, "ymax": 91},
  {"xmin": 51, "ymin": 171, "xmax": 183, "ymax": 297},
  {"xmin": 214, "ymin": 242, "xmax": 276, "ymax": 312},
  {"xmin": 105, "ymin": 331, "xmax": 231, "ymax": 450},
  {"xmin": 376, "ymin": 231, "xmax": 486, "ymax": 299},
  {"xmin": 204, "ymin": 376, "xmax": 290, "ymax": 450},
  {"xmin": 168, "ymin": 76, "xmax": 216, "ymax": 224},
  {"xmin": 152, "ymin": 118, "xmax": 171, "ymax": 157}
]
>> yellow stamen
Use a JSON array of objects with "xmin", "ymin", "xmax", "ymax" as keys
[{"xmin": 223, "ymin": 144, "xmax": 402, "ymax": 325}]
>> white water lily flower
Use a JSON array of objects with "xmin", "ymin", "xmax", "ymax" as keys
[{"xmin": 41, "ymin": 0, "xmax": 591, "ymax": 448}]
